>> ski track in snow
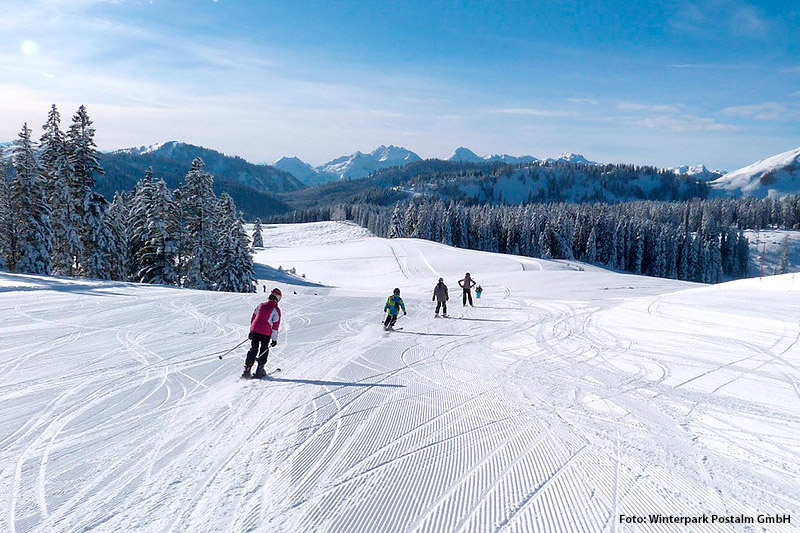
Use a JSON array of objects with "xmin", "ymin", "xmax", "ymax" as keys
[{"xmin": 1, "ymin": 222, "xmax": 799, "ymax": 532}]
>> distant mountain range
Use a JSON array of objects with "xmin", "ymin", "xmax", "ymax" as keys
[
  {"xmin": 273, "ymin": 145, "xmax": 602, "ymax": 185},
  {"xmin": 97, "ymin": 142, "xmax": 303, "ymax": 219},
  {"xmin": 274, "ymin": 145, "xmax": 421, "ymax": 185},
  {"xmin": 4, "ymin": 137, "xmax": 800, "ymax": 217}
]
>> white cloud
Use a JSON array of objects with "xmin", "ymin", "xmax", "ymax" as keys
[
  {"xmin": 722, "ymin": 102, "xmax": 800, "ymax": 121},
  {"xmin": 490, "ymin": 107, "xmax": 576, "ymax": 118},
  {"xmin": 616, "ymin": 102, "xmax": 684, "ymax": 113},
  {"xmin": 628, "ymin": 114, "xmax": 739, "ymax": 132},
  {"xmin": 567, "ymin": 97, "xmax": 598, "ymax": 105},
  {"xmin": 671, "ymin": 0, "xmax": 770, "ymax": 39}
]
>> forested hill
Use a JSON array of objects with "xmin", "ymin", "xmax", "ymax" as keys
[
  {"xmin": 97, "ymin": 142, "xmax": 302, "ymax": 218},
  {"xmin": 277, "ymin": 159, "xmax": 710, "ymax": 210}
]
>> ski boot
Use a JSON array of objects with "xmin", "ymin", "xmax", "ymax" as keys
[
  {"xmin": 253, "ymin": 364, "xmax": 267, "ymax": 379},
  {"xmin": 241, "ymin": 365, "xmax": 252, "ymax": 379}
]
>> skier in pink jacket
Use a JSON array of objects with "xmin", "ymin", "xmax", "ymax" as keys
[{"xmin": 243, "ymin": 287, "xmax": 282, "ymax": 378}]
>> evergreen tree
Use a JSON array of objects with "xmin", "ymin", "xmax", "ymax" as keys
[
  {"xmin": 585, "ymin": 226, "xmax": 598, "ymax": 264},
  {"xmin": 67, "ymin": 105, "xmax": 104, "ymax": 273},
  {"xmin": 778, "ymin": 235, "xmax": 790, "ymax": 274},
  {"xmin": 388, "ymin": 204, "xmax": 405, "ymax": 238},
  {"xmin": 252, "ymin": 218, "xmax": 264, "ymax": 248},
  {"xmin": 83, "ymin": 193, "xmax": 118, "ymax": 279},
  {"xmin": 214, "ymin": 194, "xmax": 256, "ymax": 292},
  {"xmin": 11, "ymin": 123, "xmax": 52, "ymax": 275},
  {"xmin": 179, "ymin": 158, "xmax": 217, "ymax": 289},
  {"xmin": 40, "ymin": 104, "xmax": 78, "ymax": 275},
  {"xmin": 0, "ymin": 164, "xmax": 10, "ymax": 270},
  {"xmin": 138, "ymin": 178, "xmax": 179, "ymax": 285}
]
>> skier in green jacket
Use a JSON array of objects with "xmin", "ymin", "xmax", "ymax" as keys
[{"xmin": 383, "ymin": 288, "xmax": 406, "ymax": 330}]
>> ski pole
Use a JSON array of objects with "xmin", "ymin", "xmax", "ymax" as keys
[{"xmin": 218, "ymin": 338, "xmax": 250, "ymax": 360}]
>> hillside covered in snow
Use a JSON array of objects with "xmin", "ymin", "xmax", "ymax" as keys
[
  {"xmin": 1, "ymin": 221, "xmax": 798, "ymax": 532},
  {"xmin": 711, "ymin": 146, "xmax": 800, "ymax": 198}
]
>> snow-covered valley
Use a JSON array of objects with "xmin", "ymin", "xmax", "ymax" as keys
[{"xmin": 1, "ymin": 222, "xmax": 798, "ymax": 532}]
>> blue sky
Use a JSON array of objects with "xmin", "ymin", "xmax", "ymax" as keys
[{"xmin": 1, "ymin": 0, "xmax": 798, "ymax": 170}]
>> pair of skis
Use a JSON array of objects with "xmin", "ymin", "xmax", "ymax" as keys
[{"xmin": 242, "ymin": 368, "xmax": 281, "ymax": 380}]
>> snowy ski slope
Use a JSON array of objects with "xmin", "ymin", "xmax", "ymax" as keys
[{"xmin": 1, "ymin": 221, "xmax": 798, "ymax": 532}]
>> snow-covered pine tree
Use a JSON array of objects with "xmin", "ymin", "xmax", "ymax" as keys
[
  {"xmin": 40, "ymin": 104, "xmax": 79, "ymax": 275},
  {"xmin": 11, "ymin": 123, "xmax": 52, "ymax": 275},
  {"xmin": 179, "ymin": 158, "xmax": 217, "ymax": 289},
  {"xmin": 585, "ymin": 226, "xmax": 598, "ymax": 264},
  {"xmin": 106, "ymin": 192, "xmax": 130, "ymax": 280},
  {"xmin": 252, "ymin": 218, "xmax": 264, "ymax": 248},
  {"xmin": 67, "ymin": 105, "xmax": 104, "ymax": 274},
  {"xmin": 778, "ymin": 235, "xmax": 790, "ymax": 275},
  {"xmin": 83, "ymin": 192, "xmax": 118, "ymax": 279},
  {"xmin": 388, "ymin": 204, "xmax": 404, "ymax": 239},
  {"xmin": 0, "ymin": 163, "xmax": 9, "ymax": 270},
  {"xmin": 128, "ymin": 168, "xmax": 156, "ymax": 280},
  {"xmin": 214, "ymin": 193, "xmax": 256, "ymax": 293},
  {"xmin": 138, "ymin": 177, "xmax": 179, "ymax": 285}
]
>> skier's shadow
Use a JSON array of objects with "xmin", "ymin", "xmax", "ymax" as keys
[
  {"xmin": 266, "ymin": 376, "xmax": 404, "ymax": 388},
  {"xmin": 448, "ymin": 317, "xmax": 513, "ymax": 323},
  {"xmin": 393, "ymin": 330, "xmax": 470, "ymax": 337}
]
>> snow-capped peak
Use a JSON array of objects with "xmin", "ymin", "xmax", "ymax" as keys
[
  {"xmin": 711, "ymin": 146, "xmax": 800, "ymax": 198},
  {"xmin": 448, "ymin": 147, "xmax": 484, "ymax": 163},
  {"xmin": 668, "ymin": 164, "xmax": 725, "ymax": 181},
  {"xmin": 546, "ymin": 152, "xmax": 597, "ymax": 165},
  {"xmin": 318, "ymin": 145, "xmax": 421, "ymax": 180}
]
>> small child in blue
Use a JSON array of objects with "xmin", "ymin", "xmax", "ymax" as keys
[
  {"xmin": 475, "ymin": 285, "xmax": 483, "ymax": 299},
  {"xmin": 383, "ymin": 288, "xmax": 407, "ymax": 330}
]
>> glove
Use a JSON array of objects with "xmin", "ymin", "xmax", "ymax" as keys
[
  {"xmin": 404, "ymin": 311, "xmax": 407, "ymax": 315},
  {"xmin": 270, "ymin": 339, "xmax": 277, "ymax": 347},
  {"xmin": 248, "ymin": 332, "xmax": 253, "ymax": 340}
]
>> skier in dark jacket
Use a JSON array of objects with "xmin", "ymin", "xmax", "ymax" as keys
[
  {"xmin": 458, "ymin": 272, "xmax": 476, "ymax": 307},
  {"xmin": 383, "ymin": 288, "xmax": 406, "ymax": 330},
  {"xmin": 243, "ymin": 287, "xmax": 282, "ymax": 378},
  {"xmin": 432, "ymin": 278, "xmax": 449, "ymax": 317}
]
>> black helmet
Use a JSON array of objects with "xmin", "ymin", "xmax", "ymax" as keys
[
  {"xmin": 438, "ymin": 277, "xmax": 443, "ymax": 283},
  {"xmin": 393, "ymin": 288, "xmax": 400, "ymax": 295}
]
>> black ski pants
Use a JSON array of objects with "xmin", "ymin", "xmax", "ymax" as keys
[
  {"xmin": 245, "ymin": 332, "xmax": 271, "ymax": 368},
  {"xmin": 435, "ymin": 301, "xmax": 447, "ymax": 314},
  {"xmin": 462, "ymin": 289, "xmax": 473, "ymax": 306},
  {"xmin": 384, "ymin": 313, "xmax": 398, "ymax": 328}
]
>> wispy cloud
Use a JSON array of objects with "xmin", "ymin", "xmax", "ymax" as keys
[
  {"xmin": 567, "ymin": 97, "xmax": 598, "ymax": 105},
  {"xmin": 490, "ymin": 107, "xmax": 576, "ymax": 118},
  {"xmin": 669, "ymin": 63, "xmax": 750, "ymax": 70},
  {"xmin": 781, "ymin": 65, "xmax": 800, "ymax": 74},
  {"xmin": 627, "ymin": 114, "xmax": 739, "ymax": 132},
  {"xmin": 616, "ymin": 102, "xmax": 685, "ymax": 113},
  {"xmin": 671, "ymin": 0, "xmax": 770, "ymax": 39},
  {"xmin": 722, "ymin": 102, "xmax": 800, "ymax": 121}
]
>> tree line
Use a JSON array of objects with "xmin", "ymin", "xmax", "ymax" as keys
[
  {"xmin": 0, "ymin": 104, "xmax": 256, "ymax": 293},
  {"xmin": 266, "ymin": 195, "xmax": 800, "ymax": 283}
]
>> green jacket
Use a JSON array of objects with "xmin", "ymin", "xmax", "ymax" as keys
[{"xmin": 384, "ymin": 294, "xmax": 406, "ymax": 316}]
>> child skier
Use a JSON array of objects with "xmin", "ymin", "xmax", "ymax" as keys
[
  {"xmin": 475, "ymin": 285, "xmax": 483, "ymax": 299},
  {"xmin": 243, "ymin": 287, "xmax": 282, "ymax": 378},
  {"xmin": 383, "ymin": 288, "xmax": 407, "ymax": 330},
  {"xmin": 432, "ymin": 278, "xmax": 449, "ymax": 317}
]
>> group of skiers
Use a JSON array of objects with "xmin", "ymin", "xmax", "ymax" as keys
[
  {"xmin": 241, "ymin": 273, "xmax": 485, "ymax": 377},
  {"xmin": 384, "ymin": 272, "xmax": 482, "ymax": 329}
]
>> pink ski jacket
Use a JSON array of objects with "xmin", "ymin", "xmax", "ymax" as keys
[{"xmin": 250, "ymin": 300, "xmax": 281, "ymax": 338}]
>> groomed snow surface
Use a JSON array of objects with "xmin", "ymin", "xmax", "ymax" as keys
[{"xmin": 1, "ymin": 221, "xmax": 799, "ymax": 532}]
